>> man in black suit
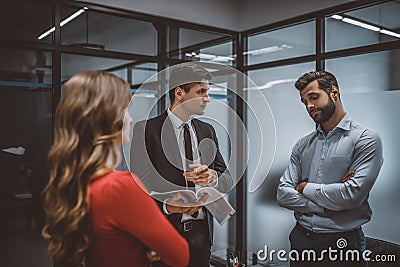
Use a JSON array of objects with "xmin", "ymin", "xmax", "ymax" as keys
[{"xmin": 131, "ymin": 62, "xmax": 233, "ymax": 267}]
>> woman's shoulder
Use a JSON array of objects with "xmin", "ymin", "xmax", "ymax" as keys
[
  {"xmin": 111, "ymin": 171, "xmax": 150, "ymax": 196},
  {"xmin": 92, "ymin": 171, "xmax": 144, "ymax": 193},
  {"xmin": 90, "ymin": 172, "xmax": 154, "ymax": 220},
  {"xmin": 107, "ymin": 171, "xmax": 142, "ymax": 188}
]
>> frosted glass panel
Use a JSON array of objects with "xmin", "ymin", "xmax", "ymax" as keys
[
  {"xmin": 62, "ymin": 6, "xmax": 157, "ymax": 55},
  {"xmin": 342, "ymin": 91, "xmax": 400, "ymax": 244},
  {"xmin": 131, "ymin": 63, "xmax": 158, "ymax": 86},
  {"xmin": 327, "ymin": 51, "xmax": 400, "ymax": 243},
  {"xmin": 168, "ymin": 27, "xmax": 234, "ymax": 66},
  {"xmin": 247, "ymin": 62, "xmax": 314, "ymax": 267},
  {"xmin": 61, "ymin": 54, "xmax": 132, "ymax": 81},
  {"xmin": 201, "ymin": 99, "xmax": 233, "ymax": 254},
  {"xmin": 246, "ymin": 21, "xmax": 315, "ymax": 65},
  {"xmin": 326, "ymin": 49, "xmax": 400, "ymax": 93},
  {"xmin": 178, "ymin": 28, "xmax": 226, "ymax": 49},
  {"xmin": 326, "ymin": 1, "xmax": 400, "ymax": 52}
]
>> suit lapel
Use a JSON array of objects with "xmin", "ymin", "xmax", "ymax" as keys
[
  {"xmin": 192, "ymin": 119, "xmax": 206, "ymax": 143},
  {"xmin": 192, "ymin": 119, "xmax": 214, "ymax": 166},
  {"xmin": 158, "ymin": 111, "xmax": 184, "ymax": 171}
]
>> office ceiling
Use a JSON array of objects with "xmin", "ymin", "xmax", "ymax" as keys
[
  {"xmin": 2, "ymin": 0, "xmax": 399, "ymax": 41},
  {"xmin": 75, "ymin": 0, "xmax": 351, "ymax": 30}
]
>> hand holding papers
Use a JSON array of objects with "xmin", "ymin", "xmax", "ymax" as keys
[
  {"xmin": 165, "ymin": 191, "xmax": 209, "ymax": 216},
  {"xmin": 151, "ymin": 186, "xmax": 235, "ymax": 225}
]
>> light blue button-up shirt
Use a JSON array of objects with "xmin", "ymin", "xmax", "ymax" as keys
[{"xmin": 277, "ymin": 114, "xmax": 383, "ymax": 233}]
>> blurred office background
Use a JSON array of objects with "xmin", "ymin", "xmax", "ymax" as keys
[{"xmin": 0, "ymin": 0, "xmax": 399, "ymax": 266}]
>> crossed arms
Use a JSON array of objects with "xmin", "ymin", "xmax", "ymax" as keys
[{"xmin": 277, "ymin": 130, "xmax": 383, "ymax": 213}]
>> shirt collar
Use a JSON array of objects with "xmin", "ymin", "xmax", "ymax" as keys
[
  {"xmin": 336, "ymin": 113, "xmax": 351, "ymax": 131},
  {"xmin": 167, "ymin": 107, "xmax": 192, "ymax": 129},
  {"xmin": 316, "ymin": 113, "xmax": 351, "ymax": 135}
]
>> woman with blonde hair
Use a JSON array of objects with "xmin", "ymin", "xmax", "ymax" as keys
[{"xmin": 42, "ymin": 70, "xmax": 189, "ymax": 267}]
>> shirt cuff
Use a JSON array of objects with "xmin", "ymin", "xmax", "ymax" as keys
[
  {"xmin": 163, "ymin": 198, "xmax": 171, "ymax": 215},
  {"xmin": 303, "ymin": 182, "xmax": 319, "ymax": 204}
]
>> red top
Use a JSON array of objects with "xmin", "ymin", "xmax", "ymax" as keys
[{"xmin": 86, "ymin": 171, "xmax": 189, "ymax": 267}]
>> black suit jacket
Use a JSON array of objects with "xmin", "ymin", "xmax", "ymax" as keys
[{"xmin": 130, "ymin": 111, "xmax": 233, "ymax": 239}]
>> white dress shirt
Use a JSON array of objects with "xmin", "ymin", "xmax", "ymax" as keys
[{"xmin": 164, "ymin": 108, "xmax": 206, "ymax": 221}]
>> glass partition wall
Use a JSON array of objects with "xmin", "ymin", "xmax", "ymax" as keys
[
  {"xmin": 1, "ymin": 0, "xmax": 399, "ymax": 266},
  {"xmin": 243, "ymin": 0, "xmax": 400, "ymax": 266}
]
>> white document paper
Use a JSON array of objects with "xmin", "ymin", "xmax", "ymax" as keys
[{"xmin": 151, "ymin": 187, "xmax": 235, "ymax": 225}]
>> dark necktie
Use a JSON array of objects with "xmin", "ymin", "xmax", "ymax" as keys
[
  {"xmin": 183, "ymin": 123, "xmax": 199, "ymax": 218},
  {"xmin": 183, "ymin": 123, "xmax": 195, "ymax": 189}
]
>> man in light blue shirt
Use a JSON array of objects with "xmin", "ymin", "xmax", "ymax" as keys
[{"xmin": 277, "ymin": 71, "xmax": 383, "ymax": 266}]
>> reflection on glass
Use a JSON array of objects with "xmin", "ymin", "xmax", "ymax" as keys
[
  {"xmin": 168, "ymin": 27, "xmax": 234, "ymax": 65},
  {"xmin": 110, "ymin": 68, "xmax": 128, "ymax": 82},
  {"xmin": 130, "ymin": 62, "xmax": 158, "ymax": 86},
  {"xmin": 190, "ymin": 41, "xmax": 234, "ymax": 66},
  {"xmin": 341, "ymin": 91, "xmax": 400, "ymax": 244},
  {"xmin": 0, "ymin": 48, "xmax": 52, "ymax": 87},
  {"xmin": 326, "ymin": 1, "xmax": 400, "ymax": 51},
  {"xmin": 326, "ymin": 49, "xmax": 400, "ymax": 93},
  {"xmin": 128, "ymin": 62, "xmax": 159, "ymax": 118},
  {"xmin": 61, "ymin": 6, "xmax": 157, "ymax": 55},
  {"xmin": 246, "ymin": 21, "xmax": 315, "ymax": 66},
  {"xmin": 61, "ymin": 53, "xmax": 133, "ymax": 82}
]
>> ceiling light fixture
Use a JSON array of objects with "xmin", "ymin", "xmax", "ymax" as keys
[
  {"xmin": 379, "ymin": 29, "xmax": 400, "ymax": 38},
  {"xmin": 342, "ymin": 17, "xmax": 381, "ymax": 31},
  {"xmin": 331, "ymin": 14, "xmax": 343, "ymax": 20},
  {"xmin": 38, "ymin": 7, "xmax": 88, "ymax": 40},
  {"xmin": 330, "ymin": 14, "xmax": 400, "ymax": 39}
]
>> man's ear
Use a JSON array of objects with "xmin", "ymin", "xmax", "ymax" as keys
[
  {"xmin": 331, "ymin": 86, "xmax": 339, "ymax": 100},
  {"xmin": 175, "ymin": 87, "xmax": 184, "ymax": 101}
]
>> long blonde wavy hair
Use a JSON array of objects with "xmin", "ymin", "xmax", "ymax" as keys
[{"xmin": 42, "ymin": 70, "xmax": 131, "ymax": 267}]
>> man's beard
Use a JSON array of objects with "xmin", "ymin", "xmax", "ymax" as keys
[{"xmin": 311, "ymin": 97, "xmax": 336, "ymax": 124}]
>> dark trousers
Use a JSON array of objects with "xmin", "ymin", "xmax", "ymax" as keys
[
  {"xmin": 154, "ymin": 218, "xmax": 211, "ymax": 267},
  {"xmin": 289, "ymin": 223, "xmax": 367, "ymax": 267}
]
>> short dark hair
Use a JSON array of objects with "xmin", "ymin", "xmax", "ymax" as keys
[
  {"xmin": 168, "ymin": 62, "xmax": 212, "ymax": 104},
  {"xmin": 295, "ymin": 70, "xmax": 339, "ymax": 98}
]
